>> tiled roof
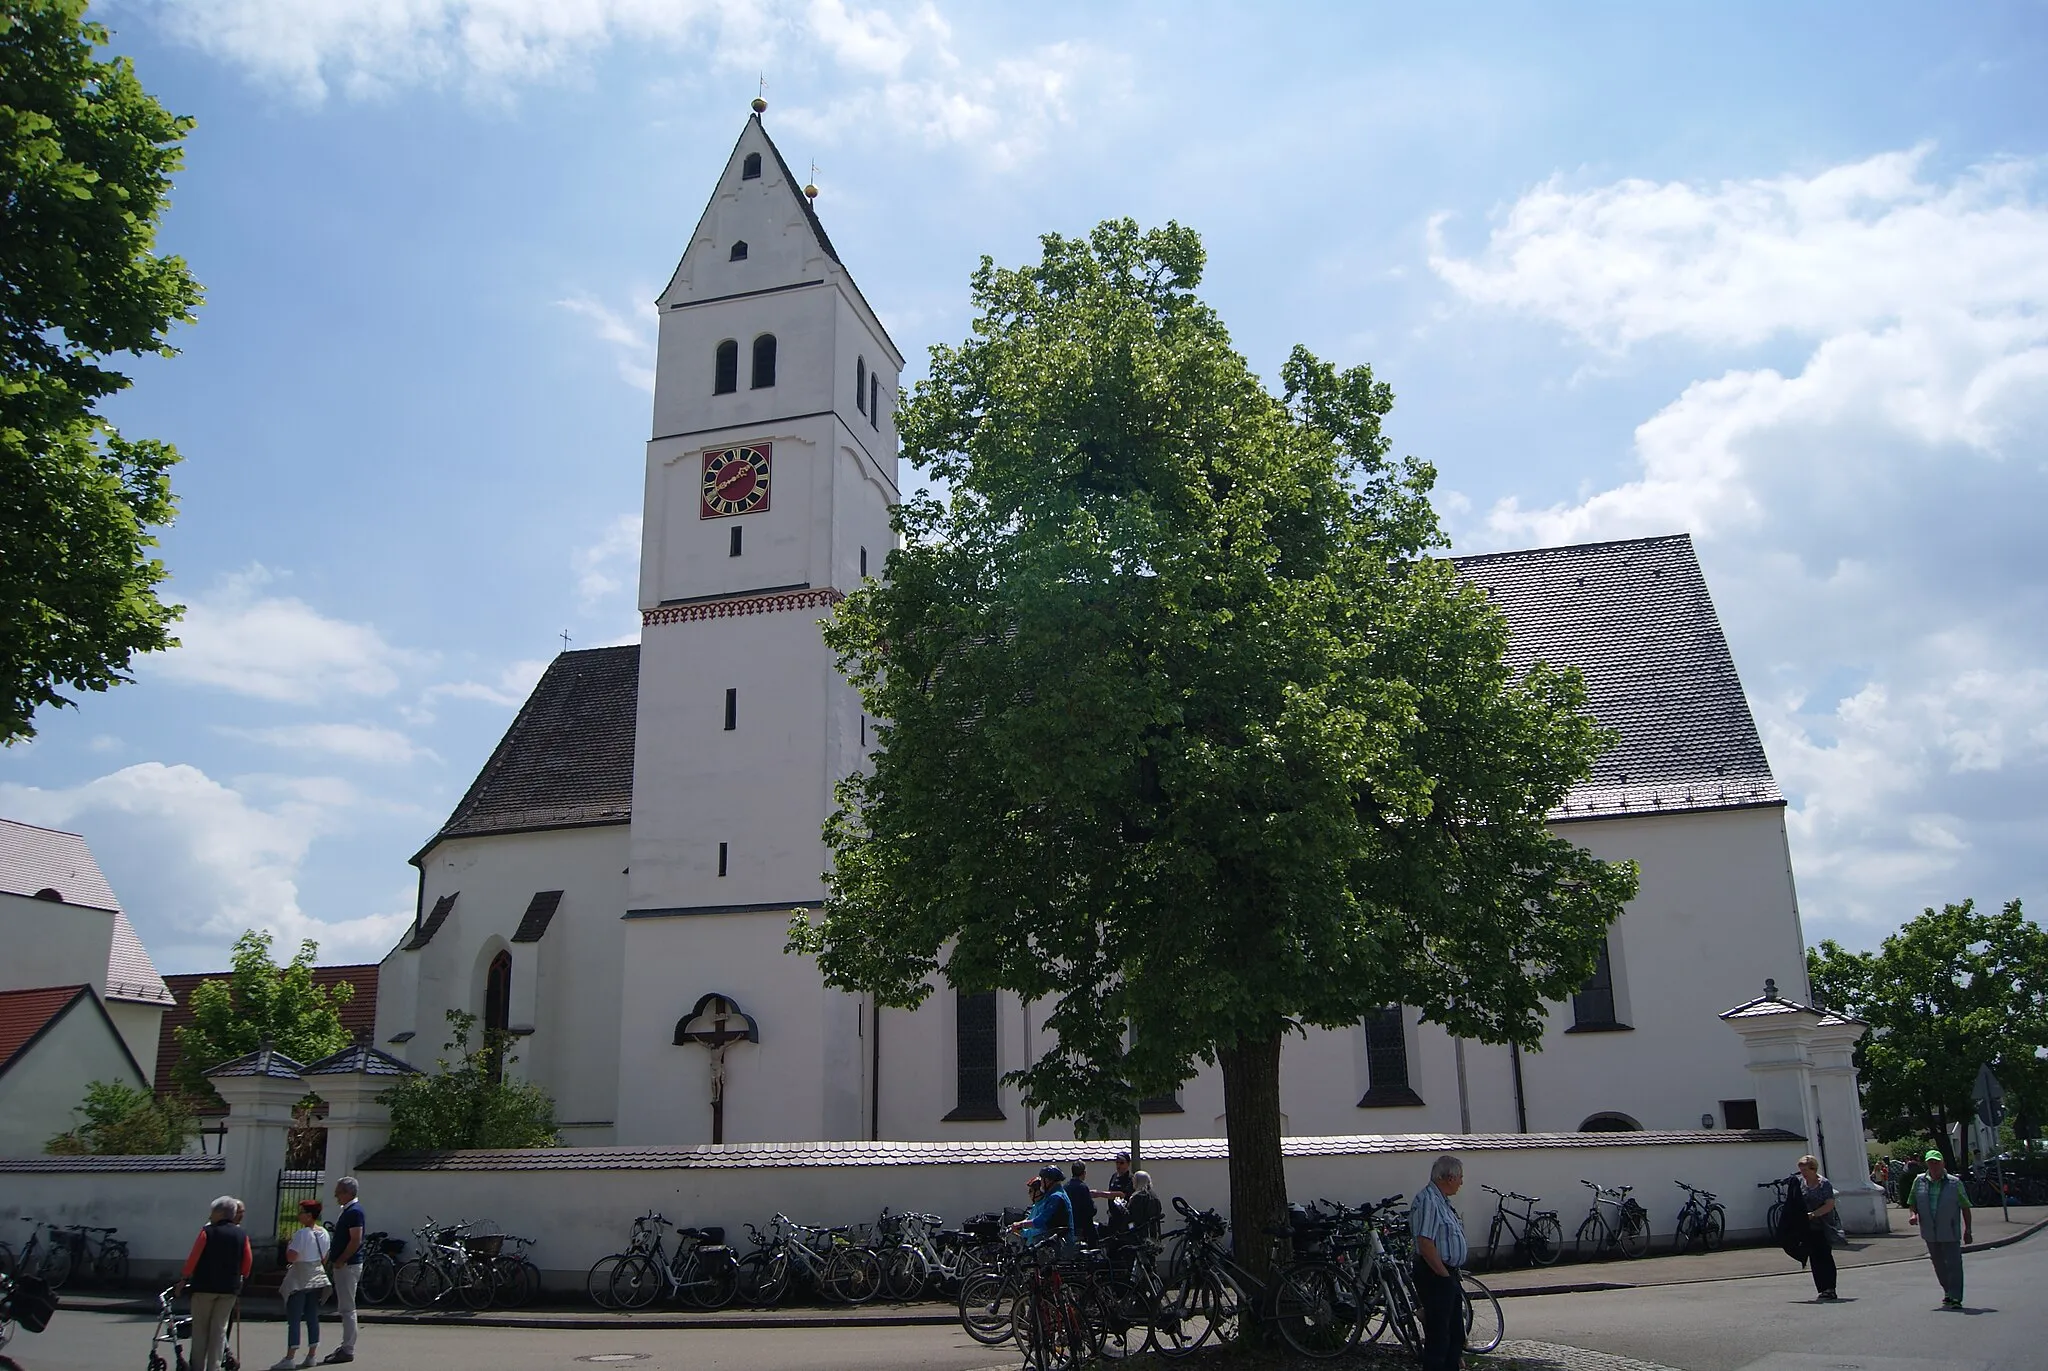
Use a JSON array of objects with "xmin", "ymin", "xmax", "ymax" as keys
[
  {"xmin": 1720, "ymin": 992, "xmax": 1865, "ymax": 1028},
  {"xmin": 420, "ymin": 646, "xmax": 638, "ymax": 853},
  {"xmin": 1453, "ymin": 533, "xmax": 1781, "ymax": 820},
  {"xmin": 364, "ymin": 1128, "xmax": 1804, "ymax": 1171},
  {"xmin": 0, "ymin": 817, "xmax": 121, "ymax": 910},
  {"xmin": 204, "ymin": 1045, "xmax": 305, "ymax": 1080},
  {"xmin": 0, "ymin": 1155, "xmax": 224, "ymax": 1173},
  {"xmin": 157, "ymin": 965, "xmax": 378, "ymax": 1102},
  {"xmin": 510, "ymin": 890, "xmax": 563, "ymax": 944},
  {"xmin": 404, "ymin": 893, "xmax": 458, "ymax": 951},
  {"xmin": 105, "ymin": 911, "xmax": 172, "ymax": 1005},
  {"xmin": 302, "ymin": 1043, "xmax": 420, "ymax": 1077},
  {"xmin": 0, "ymin": 984, "xmax": 91, "ymax": 1074}
]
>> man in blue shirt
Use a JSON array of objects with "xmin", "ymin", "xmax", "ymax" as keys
[
  {"xmin": 1065, "ymin": 1162, "xmax": 1099, "ymax": 1242},
  {"xmin": 325, "ymin": 1176, "xmax": 365, "ymax": 1364},
  {"xmin": 1410, "ymin": 1154, "xmax": 1469, "ymax": 1371}
]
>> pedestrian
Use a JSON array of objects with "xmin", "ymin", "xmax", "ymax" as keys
[
  {"xmin": 1107, "ymin": 1150, "xmax": 1134, "ymax": 1199},
  {"xmin": 172, "ymin": 1196, "xmax": 251, "ymax": 1371},
  {"xmin": 324, "ymin": 1177, "xmax": 365, "ymax": 1364},
  {"xmin": 1795, "ymin": 1155, "xmax": 1839, "ymax": 1300},
  {"xmin": 275, "ymin": 1199, "xmax": 331, "ymax": 1369},
  {"xmin": 1012, "ymin": 1167, "xmax": 1074, "ymax": 1246},
  {"xmin": 1907, "ymin": 1148, "xmax": 1973, "ymax": 1308},
  {"xmin": 1065, "ymin": 1161, "xmax": 1099, "ymax": 1242},
  {"xmin": 1410, "ymin": 1154, "xmax": 1469, "ymax": 1371},
  {"xmin": 1127, "ymin": 1170, "xmax": 1163, "ymax": 1240}
]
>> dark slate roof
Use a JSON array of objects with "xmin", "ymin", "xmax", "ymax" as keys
[
  {"xmin": 404, "ymin": 892, "xmax": 458, "ymax": 951},
  {"xmin": 510, "ymin": 890, "xmax": 563, "ymax": 944},
  {"xmin": 205, "ymin": 1045, "xmax": 305, "ymax": 1080},
  {"xmin": 1453, "ymin": 533, "xmax": 1781, "ymax": 820},
  {"xmin": 362, "ymin": 1128, "xmax": 1803, "ymax": 1171},
  {"xmin": 302, "ymin": 1043, "xmax": 421, "ymax": 1077},
  {"xmin": 0, "ymin": 1155, "xmax": 224, "ymax": 1173},
  {"xmin": 418, "ymin": 646, "xmax": 638, "ymax": 855}
]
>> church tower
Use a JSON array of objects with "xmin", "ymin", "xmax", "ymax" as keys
[{"xmin": 614, "ymin": 106, "xmax": 901, "ymax": 1145}]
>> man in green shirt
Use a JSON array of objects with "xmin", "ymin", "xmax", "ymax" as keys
[{"xmin": 1907, "ymin": 1148, "xmax": 1973, "ymax": 1308}]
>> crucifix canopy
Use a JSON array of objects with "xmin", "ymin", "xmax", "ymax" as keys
[{"xmin": 673, "ymin": 992, "xmax": 760, "ymax": 1047}]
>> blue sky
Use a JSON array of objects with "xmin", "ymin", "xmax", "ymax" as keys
[{"xmin": 4, "ymin": 0, "xmax": 2045, "ymax": 972}]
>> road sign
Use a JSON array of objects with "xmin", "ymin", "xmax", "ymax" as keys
[{"xmin": 1973, "ymin": 1063, "xmax": 2005, "ymax": 1129}]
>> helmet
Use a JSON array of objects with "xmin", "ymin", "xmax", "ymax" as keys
[{"xmin": 1039, "ymin": 1166, "xmax": 1065, "ymax": 1186}]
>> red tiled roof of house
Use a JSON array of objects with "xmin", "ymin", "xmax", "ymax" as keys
[
  {"xmin": 0, "ymin": 985, "xmax": 92, "ymax": 1074},
  {"xmin": 156, "ymin": 964, "xmax": 380, "ymax": 1105}
]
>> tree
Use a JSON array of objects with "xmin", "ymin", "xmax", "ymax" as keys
[
  {"xmin": 45, "ymin": 1078, "xmax": 195, "ymax": 1154},
  {"xmin": 380, "ymin": 1010, "xmax": 560, "ymax": 1150},
  {"xmin": 1810, "ymin": 898, "xmax": 2048, "ymax": 1170},
  {"xmin": 171, "ymin": 931, "xmax": 356, "ymax": 1100},
  {"xmin": 1, "ymin": 0, "xmax": 202, "ymax": 744},
  {"xmin": 789, "ymin": 220, "xmax": 1638, "ymax": 1281}
]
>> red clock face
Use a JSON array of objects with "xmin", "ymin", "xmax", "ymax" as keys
[{"xmin": 701, "ymin": 443, "xmax": 771, "ymax": 518}]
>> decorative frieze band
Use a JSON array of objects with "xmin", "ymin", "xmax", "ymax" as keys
[{"xmin": 642, "ymin": 587, "xmax": 845, "ymax": 627}]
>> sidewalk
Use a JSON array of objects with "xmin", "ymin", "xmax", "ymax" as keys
[{"xmin": 54, "ymin": 1205, "xmax": 2045, "ymax": 1330}]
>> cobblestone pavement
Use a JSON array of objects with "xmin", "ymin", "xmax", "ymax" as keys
[{"xmin": 1496, "ymin": 1339, "xmax": 1683, "ymax": 1371}]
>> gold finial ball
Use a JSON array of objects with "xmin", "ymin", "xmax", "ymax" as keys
[
  {"xmin": 751, "ymin": 96, "xmax": 767, "ymax": 114},
  {"xmin": 804, "ymin": 182, "xmax": 819, "ymax": 200}
]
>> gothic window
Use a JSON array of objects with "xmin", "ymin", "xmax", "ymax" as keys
[
  {"xmin": 944, "ymin": 989, "xmax": 1004, "ymax": 1120},
  {"xmin": 742, "ymin": 152, "xmax": 762, "ymax": 180},
  {"xmin": 751, "ymin": 334, "xmax": 777, "ymax": 389},
  {"xmin": 1570, "ymin": 941, "xmax": 1628, "ymax": 1031},
  {"xmin": 729, "ymin": 525, "xmax": 743, "ymax": 557},
  {"xmin": 870, "ymin": 375, "xmax": 880, "ymax": 428},
  {"xmin": 713, "ymin": 339, "xmax": 738, "ymax": 394},
  {"xmin": 484, "ymin": 950, "xmax": 512, "ymax": 1083},
  {"xmin": 856, "ymin": 357, "xmax": 867, "ymax": 412},
  {"xmin": 1357, "ymin": 1005, "xmax": 1424, "ymax": 1108},
  {"xmin": 729, "ymin": 240, "xmax": 748, "ymax": 261}
]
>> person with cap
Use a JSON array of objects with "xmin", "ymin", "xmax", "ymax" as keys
[
  {"xmin": 1107, "ymin": 1150, "xmax": 1135, "ymax": 1199},
  {"xmin": 1014, "ymin": 1166, "xmax": 1074, "ymax": 1247},
  {"xmin": 1908, "ymin": 1148, "xmax": 1973, "ymax": 1307}
]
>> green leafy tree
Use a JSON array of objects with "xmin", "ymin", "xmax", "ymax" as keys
[
  {"xmin": 45, "ymin": 1078, "xmax": 195, "ymax": 1154},
  {"xmin": 172, "ymin": 931, "xmax": 356, "ymax": 1100},
  {"xmin": 789, "ymin": 219, "xmax": 1638, "ymax": 1278},
  {"xmin": 1, "ymin": 0, "xmax": 202, "ymax": 744},
  {"xmin": 1810, "ymin": 898, "xmax": 2048, "ymax": 1169},
  {"xmin": 380, "ymin": 1010, "xmax": 560, "ymax": 1150}
]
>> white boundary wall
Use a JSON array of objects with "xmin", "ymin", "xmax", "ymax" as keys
[{"xmin": 0, "ymin": 1130, "xmax": 1804, "ymax": 1289}]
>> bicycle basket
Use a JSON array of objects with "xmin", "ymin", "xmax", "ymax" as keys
[
  {"xmin": 434, "ymin": 1228, "xmax": 462, "ymax": 1246},
  {"xmin": 460, "ymin": 1234, "xmax": 504, "ymax": 1258},
  {"xmin": 1621, "ymin": 1198, "xmax": 1646, "ymax": 1221},
  {"xmin": 6, "ymin": 1275, "xmax": 58, "ymax": 1334},
  {"xmin": 379, "ymin": 1236, "xmax": 408, "ymax": 1257}
]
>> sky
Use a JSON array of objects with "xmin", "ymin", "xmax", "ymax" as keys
[{"xmin": 3, "ymin": 0, "xmax": 2045, "ymax": 974}]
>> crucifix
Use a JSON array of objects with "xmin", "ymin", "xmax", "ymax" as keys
[
  {"xmin": 674, "ymin": 993, "xmax": 758, "ymax": 1144},
  {"xmin": 559, "ymin": 628, "xmax": 572, "ymax": 651}
]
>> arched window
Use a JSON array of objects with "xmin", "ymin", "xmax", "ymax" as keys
[
  {"xmin": 1579, "ymin": 1111, "xmax": 1643, "ymax": 1132},
  {"xmin": 484, "ymin": 950, "xmax": 513, "ymax": 1083},
  {"xmin": 741, "ymin": 152, "xmax": 762, "ymax": 180},
  {"xmin": 751, "ymin": 333, "xmax": 777, "ymax": 389},
  {"xmin": 856, "ymin": 357, "xmax": 867, "ymax": 412},
  {"xmin": 729, "ymin": 240, "xmax": 748, "ymax": 261},
  {"xmin": 713, "ymin": 339, "xmax": 738, "ymax": 394}
]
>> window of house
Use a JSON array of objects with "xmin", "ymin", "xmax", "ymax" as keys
[
  {"xmin": 1579, "ymin": 1111, "xmax": 1643, "ymax": 1132},
  {"xmin": 1570, "ymin": 941, "xmax": 1628, "ymax": 1030},
  {"xmin": 870, "ymin": 375, "xmax": 880, "ymax": 428},
  {"xmin": 484, "ymin": 950, "xmax": 512, "ymax": 1083},
  {"xmin": 1357, "ymin": 1005, "xmax": 1424, "ymax": 1107},
  {"xmin": 856, "ymin": 357, "xmax": 867, "ymax": 412},
  {"xmin": 724, "ymin": 688, "xmax": 737, "ymax": 731},
  {"xmin": 860, "ymin": 546, "xmax": 868, "ymax": 577},
  {"xmin": 713, "ymin": 339, "xmax": 739, "ymax": 394},
  {"xmin": 717, "ymin": 842, "xmax": 729, "ymax": 877},
  {"xmin": 741, "ymin": 152, "xmax": 762, "ymax": 180},
  {"xmin": 729, "ymin": 525, "xmax": 743, "ymax": 557},
  {"xmin": 729, "ymin": 240, "xmax": 748, "ymax": 261},
  {"xmin": 943, "ymin": 989, "xmax": 1003, "ymax": 1120},
  {"xmin": 1721, "ymin": 1098, "xmax": 1761, "ymax": 1131},
  {"xmin": 1139, "ymin": 1090, "xmax": 1184, "ymax": 1115},
  {"xmin": 751, "ymin": 334, "xmax": 777, "ymax": 389}
]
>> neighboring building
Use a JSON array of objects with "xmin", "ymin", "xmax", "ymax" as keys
[
  {"xmin": 0, "ymin": 985, "xmax": 154, "ymax": 1156},
  {"xmin": 0, "ymin": 818, "xmax": 174, "ymax": 1079},
  {"xmin": 155, "ymin": 964, "xmax": 380, "ymax": 1109},
  {"xmin": 374, "ymin": 108, "xmax": 1812, "ymax": 1148}
]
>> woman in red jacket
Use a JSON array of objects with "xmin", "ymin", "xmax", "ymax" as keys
[{"xmin": 173, "ymin": 1197, "xmax": 251, "ymax": 1371}]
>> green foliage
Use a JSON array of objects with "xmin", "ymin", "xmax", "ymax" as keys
[
  {"xmin": 45, "ymin": 1079, "xmax": 195, "ymax": 1155},
  {"xmin": 0, "ymin": 0, "xmax": 203, "ymax": 744},
  {"xmin": 790, "ymin": 219, "xmax": 1636, "ymax": 1176},
  {"xmin": 172, "ymin": 931, "xmax": 356, "ymax": 1100},
  {"xmin": 380, "ymin": 1010, "xmax": 560, "ymax": 1151},
  {"xmin": 1809, "ymin": 899, "xmax": 2048, "ymax": 1169}
]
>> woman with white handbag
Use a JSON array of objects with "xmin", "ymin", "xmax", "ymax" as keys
[{"xmin": 274, "ymin": 1200, "xmax": 333, "ymax": 1369}]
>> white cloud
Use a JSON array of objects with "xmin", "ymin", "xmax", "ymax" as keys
[
  {"xmin": 1432, "ymin": 149, "xmax": 2048, "ymax": 943},
  {"xmin": 0, "ymin": 763, "xmax": 413, "ymax": 969},
  {"xmin": 221, "ymin": 722, "xmax": 437, "ymax": 766},
  {"xmin": 558, "ymin": 291, "xmax": 658, "ymax": 393},
  {"xmin": 151, "ymin": 565, "xmax": 424, "ymax": 704},
  {"xmin": 417, "ymin": 657, "xmax": 551, "ymax": 713},
  {"xmin": 574, "ymin": 513, "xmax": 643, "ymax": 611}
]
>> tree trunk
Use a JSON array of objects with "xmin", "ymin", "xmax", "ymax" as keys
[{"xmin": 1218, "ymin": 1030, "xmax": 1287, "ymax": 1293}]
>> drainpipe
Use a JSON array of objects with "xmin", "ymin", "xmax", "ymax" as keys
[
  {"xmin": 1022, "ymin": 997, "xmax": 1035, "ymax": 1144},
  {"xmin": 1509, "ymin": 1040, "xmax": 1529, "ymax": 1133},
  {"xmin": 1454, "ymin": 1037, "xmax": 1472, "ymax": 1134},
  {"xmin": 870, "ymin": 999, "xmax": 881, "ymax": 1142}
]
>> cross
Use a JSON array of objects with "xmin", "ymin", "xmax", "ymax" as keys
[
  {"xmin": 759, "ymin": 73, "xmax": 768, "ymax": 100},
  {"xmin": 677, "ymin": 995, "xmax": 755, "ymax": 1144},
  {"xmin": 559, "ymin": 629, "xmax": 572, "ymax": 651}
]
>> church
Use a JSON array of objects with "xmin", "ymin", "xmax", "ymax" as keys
[{"xmin": 371, "ymin": 107, "xmax": 1814, "ymax": 1152}]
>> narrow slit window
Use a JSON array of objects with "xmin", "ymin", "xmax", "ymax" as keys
[
  {"xmin": 751, "ymin": 333, "xmax": 777, "ymax": 389},
  {"xmin": 1571, "ymin": 942, "xmax": 1622, "ymax": 1029},
  {"xmin": 729, "ymin": 240, "xmax": 748, "ymax": 261},
  {"xmin": 860, "ymin": 713, "xmax": 866, "ymax": 747},
  {"xmin": 860, "ymin": 546, "xmax": 868, "ymax": 577},
  {"xmin": 856, "ymin": 357, "xmax": 867, "ymax": 412},
  {"xmin": 713, "ymin": 339, "xmax": 738, "ymax": 394},
  {"xmin": 870, "ymin": 375, "xmax": 880, "ymax": 428},
  {"xmin": 724, "ymin": 688, "xmax": 737, "ymax": 731},
  {"xmin": 717, "ymin": 842, "xmax": 729, "ymax": 877},
  {"xmin": 729, "ymin": 525, "xmax": 743, "ymax": 557},
  {"xmin": 741, "ymin": 152, "xmax": 762, "ymax": 180}
]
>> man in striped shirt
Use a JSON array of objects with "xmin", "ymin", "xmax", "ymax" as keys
[{"xmin": 1411, "ymin": 1154, "xmax": 1469, "ymax": 1371}]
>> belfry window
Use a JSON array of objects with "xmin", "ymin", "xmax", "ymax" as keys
[
  {"xmin": 870, "ymin": 375, "xmax": 881, "ymax": 428},
  {"xmin": 751, "ymin": 334, "xmax": 777, "ymax": 389},
  {"xmin": 944, "ymin": 989, "xmax": 1003, "ymax": 1121},
  {"xmin": 713, "ymin": 339, "xmax": 738, "ymax": 394},
  {"xmin": 724, "ymin": 688, "xmax": 737, "ymax": 731},
  {"xmin": 742, "ymin": 152, "xmax": 762, "ymax": 180},
  {"xmin": 856, "ymin": 357, "xmax": 867, "ymax": 412},
  {"xmin": 729, "ymin": 240, "xmax": 748, "ymax": 261},
  {"xmin": 729, "ymin": 525, "xmax": 743, "ymax": 557}
]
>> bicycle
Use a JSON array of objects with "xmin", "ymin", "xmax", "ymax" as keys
[
  {"xmin": 1477, "ymin": 1185, "xmax": 1563, "ymax": 1268},
  {"xmin": 735, "ymin": 1214, "xmax": 884, "ymax": 1306},
  {"xmin": 355, "ymin": 1231, "xmax": 405, "ymax": 1305},
  {"xmin": 586, "ymin": 1212, "xmax": 668, "ymax": 1308},
  {"xmin": 0, "ymin": 1219, "xmax": 70, "ymax": 1289},
  {"xmin": 1760, "ymin": 1178, "xmax": 1787, "ymax": 1233},
  {"xmin": 393, "ymin": 1218, "xmax": 493, "ymax": 1309},
  {"xmin": 1672, "ymin": 1181, "xmax": 1727, "ymax": 1252},
  {"xmin": 611, "ymin": 1223, "xmax": 740, "ymax": 1310},
  {"xmin": 489, "ymin": 1234, "xmax": 543, "ymax": 1308},
  {"xmin": 1574, "ymin": 1179, "xmax": 1650, "ymax": 1259},
  {"xmin": 1267, "ymin": 1201, "xmax": 1371, "ymax": 1358}
]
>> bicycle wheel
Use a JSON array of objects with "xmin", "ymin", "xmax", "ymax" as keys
[
  {"xmin": 1018, "ymin": 1284, "xmax": 1087, "ymax": 1371},
  {"xmin": 825, "ymin": 1246, "xmax": 883, "ymax": 1304},
  {"xmin": 95, "ymin": 1244, "xmax": 129, "ymax": 1286},
  {"xmin": 880, "ymin": 1246, "xmax": 928, "ymax": 1302},
  {"xmin": 585, "ymin": 1254, "xmax": 623, "ymax": 1308},
  {"xmin": 1618, "ymin": 1210, "xmax": 1650, "ymax": 1259},
  {"xmin": 1151, "ymin": 1268, "xmax": 1219, "ymax": 1357},
  {"xmin": 0, "ymin": 1242, "xmax": 14, "ymax": 1277},
  {"xmin": 1273, "ymin": 1264, "xmax": 1358, "ymax": 1358},
  {"xmin": 39, "ymin": 1244, "xmax": 72, "ymax": 1290},
  {"xmin": 1460, "ymin": 1272, "xmax": 1504, "ymax": 1354},
  {"xmin": 1379, "ymin": 1267, "xmax": 1423, "ymax": 1354},
  {"xmin": 358, "ymin": 1253, "xmax": 396, "ymax": 1306},
  {"xmin": 1575, "ymin": 1214, "xmax": 1604, "ymax": 1259},
  {"xmin": 1703, "ymin": 1207, "xmax": 1726, "ymax": 1251},
  {"xmin": 1088, "ymin": 1275, "xmax": 1150, "ymax": 1361},
  {"xmin": 737, "ymin": 1251, "xmax": 790, "ymax": 1307},
  {"xmin": 1766, "ymin": 1200, "xmax": 1784, "ymax": 1233},
  {"xmin": 455, "ymin": 1258, "xmax": 494, "ymax": 1309},
  {"xmin": 394, "ymin": 1257, "xmax": 444, "ymax": 1308},
  {"xmin": 611, "ymin": 1254, "xmax": 662, "ymax": 1309},
  {"xmin": 1528, "ymin": 1215, "xmax": 1564, "ymax": 1267}
]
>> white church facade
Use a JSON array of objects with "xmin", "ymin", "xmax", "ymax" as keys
[{"xmin": 373, "ymin": 110, "xmax": 1823, "ymax": 1164}]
